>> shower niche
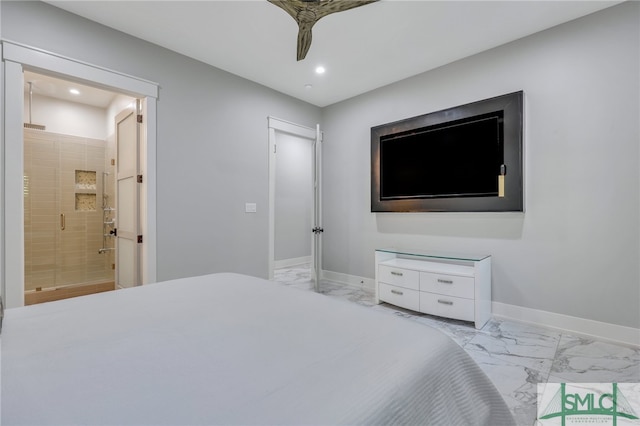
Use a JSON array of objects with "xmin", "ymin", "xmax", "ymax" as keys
[
  {"xmin": 75, "ymin": 170, "xmax": 97, "ymax": 211},
  {"xmin": 75, "ymin": 170, "xmax": 97, "ymax": 190}
]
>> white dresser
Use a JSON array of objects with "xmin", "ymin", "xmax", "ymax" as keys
[{"xmin": 375, "ymin": 248, "xmax": 491, "ymax": 329}]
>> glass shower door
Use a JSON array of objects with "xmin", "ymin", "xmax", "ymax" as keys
[
  {"xmin": 23, "ymin": 132, "xmax": 60, "ymax": 292},
  {"xmin": 24, "ymin": 129, "xmax": 114, "ymax": 304}
]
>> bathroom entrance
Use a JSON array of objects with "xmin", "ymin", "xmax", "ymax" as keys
[
  {"xmin": 2, "ymin": 41, "xmax": 158, "ymax": 309},
  {"xmin": 22, "ymin": 71, "xmax": 139, "ymax": 305}
]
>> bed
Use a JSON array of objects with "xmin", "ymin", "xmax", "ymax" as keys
[{"xmin": 1, "ymin": 273, "xmax": 514, "ymax": 425}]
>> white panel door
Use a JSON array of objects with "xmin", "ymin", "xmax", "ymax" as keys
[{"xmin": 116, "ymin": 107, "xmax": 140, "ymax": 288}]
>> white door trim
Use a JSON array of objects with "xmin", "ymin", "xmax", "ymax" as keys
[
  {"xmin": 267, "ymin": 117, "xmax": 318, "ymax": 280},
  {"xmin": 1, "ymin": 41, "xmax": 158, "ymax": 307},
  {"xmin": 2, "ymin": 40, "xmax": 158, "ymax": 97}
]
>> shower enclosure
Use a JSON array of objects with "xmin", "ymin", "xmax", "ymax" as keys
[{"xmin": 23, "ymin": 128, "xmax": 116, "ymax": 304}]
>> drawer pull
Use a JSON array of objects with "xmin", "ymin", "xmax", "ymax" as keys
[
  {"xmin": 437, "ymin": 299, "xmax": 453, "ymax": 306},
  {"xmin": 390, "ymin": 271, "xmax": 403, "ymax": 277},
  {"xmin": 391, "ymin": 289, "xmax": 404, "ymax": 296},
  {"xmin": 437, "ymin": 278, "xmax": 453, "ymax": 284}
]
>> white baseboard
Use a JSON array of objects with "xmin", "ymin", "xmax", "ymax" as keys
[
  {"xmin": 320, "ymin": 270, "xmax": 639, "ymax": 347},
  {"xmin": 322, "ymin": 270, "xmax": 375, "ymax": 291},
  {"xmin": 492, "ymin": 301, "xmax": 640, "ymax": 348},
  {"xmin": 274, "ymin": 256, "xmax": 311, "ymax": 269}
]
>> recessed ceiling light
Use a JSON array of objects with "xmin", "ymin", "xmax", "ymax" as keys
[
  {"xmin": 305, "ymin": 84, "xmax": 313, "ymax": 89},
  {"xmin": 315, "ymin": 66, "xmax": 325, "ymax": 74},
  {"xmin": 69, "ymin": 88, "xmax": 80, "ymax": 95}
]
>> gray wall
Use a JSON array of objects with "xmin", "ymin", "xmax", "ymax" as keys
[
  {"xmin": 321, "ymin": 2, "xmax": 639, "ymax": 328},
  {"xmin": 1, "ymin": 0, "xmax": 321, "ymax": 281},
  {"xmin": 274, "ymin": 132, "xmax": 313, "ymax": 262}
]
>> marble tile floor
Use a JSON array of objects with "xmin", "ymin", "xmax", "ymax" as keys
[{"xmin": 273, "ymin": 264, "xmax": 640, "ymax": 426}]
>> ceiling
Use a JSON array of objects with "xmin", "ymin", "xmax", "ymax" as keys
[
  {"xmin": 44, "ymin": 0, "xmax": 621, "ymax": 108},
  {"xmin": 24, "ymin": 71, "xmax": 118, "ymax": 109}
]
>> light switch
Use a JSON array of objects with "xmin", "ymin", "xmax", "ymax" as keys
[{"xmin": 245, "ymin": 203, "xmax": 257, "ymax": 213}]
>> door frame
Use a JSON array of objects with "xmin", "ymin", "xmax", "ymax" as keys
[
  {"xmin": 267, "ymin": 117, "xmax": 321, "ymax": 282},
  {"xmin": 1, "ymin": 41, "xmax": 159, "ymax": 308}
]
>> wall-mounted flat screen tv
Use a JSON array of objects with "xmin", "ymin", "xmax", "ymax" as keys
[{"xmin": 371, "ymin": 91, "xmax": 523, "ymax": 212}]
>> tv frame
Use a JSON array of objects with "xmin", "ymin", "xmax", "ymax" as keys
[{"xmin": 371, "ymin": 91, "xmax": 524, "ymax": 212}]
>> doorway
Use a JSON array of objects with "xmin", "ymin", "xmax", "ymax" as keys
[
  {"xmin": 267, "ymin": 117, "xmax": 322, "ymax": 288},
  {"xmin": 22, "ymin": 71, "xmax": 137, "ymax": 305},
  {"xmin": 274, "ymin": 132, "xmax": 313, "ymax": 268},
  {"xmin": 2, "ymin": 41, "xmax": 158, "ymax": 308}
]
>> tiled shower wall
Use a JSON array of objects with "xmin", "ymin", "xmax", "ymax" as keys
[{"xmin": 24, "ymin": 129, "xmax": 115, "ymax": 291}]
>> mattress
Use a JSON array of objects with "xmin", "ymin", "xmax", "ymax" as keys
[{"xmin": 1, "ymin": 273, "xmax": 514, "ymax": 425}]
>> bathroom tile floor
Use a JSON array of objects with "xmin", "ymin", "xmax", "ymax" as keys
[{"xmin": 273, "ymin": 264, "xmax": 640, "ymax": 426}]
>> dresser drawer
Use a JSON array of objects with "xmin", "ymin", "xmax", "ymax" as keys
[
  {"xmin": 419, "ymin": 272, "xmax": 474, "ymax": 299},
  {"xmin": 378, "ymin": 265, "xmax": 419, "ymax": 290},
  {"xmin": 419, "ymin": 293, "xmax": 474, "ymax": 322},
  {"xmin": 379, "ymin": 283, "xmax": 420, "ymax": 311}
]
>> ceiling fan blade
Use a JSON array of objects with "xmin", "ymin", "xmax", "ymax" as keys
[
  {"xmin": 268, "ymin": 0, "xmax": 379, "ymax": 61},
  {"xmin": 297, "ymin": 22, "xmax": 314, "ymax": 61}
]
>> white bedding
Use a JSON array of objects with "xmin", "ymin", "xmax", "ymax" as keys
[{"xmin": 2, "ymin": 273, "xmax": 514, "ymax": 425}]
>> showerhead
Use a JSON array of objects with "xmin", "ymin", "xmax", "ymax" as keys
[{"xmin": 24, "ymin": 82, "xmax": 46, "ymax": 131}]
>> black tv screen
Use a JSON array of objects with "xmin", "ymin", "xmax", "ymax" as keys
[
  {"xmin": 380, "ymin": 112, "xmax": 503, "ymax": 200},
  {"xmin": 371, "ymin": 91, "xmax": 523, "ymax": 212}
]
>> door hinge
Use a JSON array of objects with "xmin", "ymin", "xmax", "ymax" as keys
[
  {"xmin": 137, "ymin": 114, "xmax": 143, "ymax": 123},
  {"xmin": 137, "ymin": 175, "xmax": 143, "ymax": 183},
  {"xmin": 312, "ymin": 227, "xmax": 324, "ymax": 234},
  {"xmin": 137, "ymin": 235, "xmax": 143, "ymax": 244}
]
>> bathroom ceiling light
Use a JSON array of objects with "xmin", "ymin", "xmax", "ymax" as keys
[
  {"xmin": 305, "ymin": 84, "xmax": 313, "ymax": 89},
  {"xmin": 315, "ymin": 66, "xmax": 325, "ymax": 74},
  {"xmin": 69, "ymin": 88, "xmax": 80, "ymax": 95}
]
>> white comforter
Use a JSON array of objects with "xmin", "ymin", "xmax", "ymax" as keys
[{"xmin": 2, "ymin": 273, "xmax": 513, "ymax": 425}]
